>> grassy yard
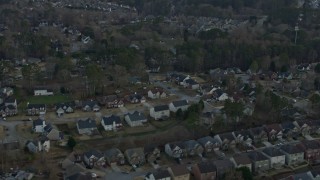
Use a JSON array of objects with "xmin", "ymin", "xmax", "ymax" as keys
[{"xmin": 18, "ymin": 95, "xmax": 73, "ymax": 110}]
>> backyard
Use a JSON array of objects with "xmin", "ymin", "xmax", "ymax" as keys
[{"xmin": 18, "ymin": 94, "xmax": 73, "ymax": 110}]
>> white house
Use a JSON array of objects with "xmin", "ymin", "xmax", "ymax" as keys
[
  {"xmin": 26, "ymin": 137, "xmax": 50, "ymax": 153},
  {"xmin": 165, "ymin": 142, "xmax": 184, "ymax": 159},
  {"xmin": 125, "ymin": 111, "xmax": 147, "ymax": 127},
  {"xmin": 32, "ymin": 118, "xmax": 46, "ymax": 133},
  {"xmin": 230, "ymin": 155, "xmax": 252, "ymax": 172},
  {"xmin": 169, "ymin": 100, "xmax": 189, "ymax": 112},
  {"xmin": 262, "ymin": 147, "xmax": 286, "ymax": 169},
  {"xmin": 34, "ymin": 89, "xmax": 53, "ymax": 96},
  {"xmin": 101, "ymin": 115, "xmax": 122, "ymax": 131},
  {"xmin": 83, "ymin": 149, "xmax": 105, "ymax": 168},
  {"xmin": 150, "ymin": 105, "xmax": 170, "ymax": 120}
]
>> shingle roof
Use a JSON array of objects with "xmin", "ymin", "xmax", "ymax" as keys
[
  {"xmin": 27, "ymin": 103, "xmax": 45, "ymax": 109},
  {"xmin": 262, "ymin": 147, "xmax": 285, "ymax": 157},
  {"xmin": 197, "ymin": 136, "xmax": 217, "ymax": 146},
  {"xmin": 77, "ymin": 118, "xmax": 97, "ymax": 129},
  {"xmin": 43, "ymin": 123, "xmax": 53, "ymax": 132},
  {"xmin": 84, "ymin": 149, "xmax": 103, "ymax": 159},
  {"xmin": 104, "ymin": 148, "xmax": 123, "ymax": 158},
  {"xmin": 247, "ymin": 151, "xmax": 269, "ymax": 161},
  {"xmin": 233, "ymin": 154, "xmax": 252, "ymax": 165},
  {"xmin": 197, "ymin": 161, "xmax": 216, "ymax": 173},
  {"xmin": 102, "ymin": 115, "xmax": 121, "ymax": 125},
  {"xmin": 126, "ymin": 111, "xmax": 146, "ymax": 122},
  {"xmin": 172, "ymin": 100, "xmax": 188, "ymax": 107},
  {"xmin": 219, "ymin": 132, "xmax": 235, "ymax": 141},
  {"xmin": 154, "ymin": 105, "xmax": 169, "ymax": 112},
  {"xmin": 33, "ymin": 118, "xmax": 44, "ymax": 126},
  {"xmin": 300, "ymin": 140, "xmax": 320, "ymax": 150},
  {"xmin": 280, "ymin": 144, "xmax": 304, "ymax": 154},
  {"xmin": 169, "ymin": 165, "xmax": 189, "ymax": 176},
  {"xmin": 153, "ymin": 169, "xmax": 171, "ymax": 179}
]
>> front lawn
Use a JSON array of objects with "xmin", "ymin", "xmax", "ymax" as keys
[{"xmin": 18, "ymin": 95, "xmax": 73, "ymax": 110}]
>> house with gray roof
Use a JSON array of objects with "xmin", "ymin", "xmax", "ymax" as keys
[
  {"xmin": 145, "ymin": 169, "xmax": 171, "ymax": 180},
  {"xmin": 27, "ymin": 103, "xmax": 46, "ymax": 116},
  {"xmin": 247, "ymin": 151, "xmax": 270, "ymax": 173},
  {"xmin": 165, "ymin": 141, "xmax": 186, "ymax": 159},
  {"xmin": 262, "ymin": 147, "xmax": 286, "ymax": 169},
  {"xmin": 76, "ymin": 118, "xmax": 98, "ymax": 135},
  {"xmin": 279, "ymin": 144, "xmax": 305, "ymax": 166},
  {"xmin": 169, "ymin": 100, "xmax": 189, "ymax": 112},
  {"xmin": 144, "ymin": 144, "xmax": 161, "ymax": 163},
  {"xmin": 43, "ymin": 123, "xmax": 63, "ymax": 141},
  {"xmin": 104, "ymin": 148, "xmax": 125, "ymax": 166},
  {"xmin": 83, "ymin": 149, "xmax": 105, "ymax": 168},
  {"xmin": 184, "ymin": 140, "xmax": 204, "ymax": 157},
  {"xmin": 230, "ymin": 154, "xmax": 252, "ymax": 172},
  {"xmin": 214, "ymin": 132, "xmax": 236, "ymax": 151},
  {"xmin": 124, "ymin": 147, "xmax": 145, "ymax": 166},
  {"xmin": 150, "ymin": 104, "xmax": 170, "ymax": 120},
  {"xmin": 101, "ymin": 115, "xmax": 122, "ymax": 131},
  {"xmin": 32, "ymin": 118, "xmax": 46, "ymax": 133},
  {"xmin": 213, "ymin": 159, "xmax": 235, "ymax": 179},
  {"xmin": 82, "ymin": 100, "xmax": 100, "ymax": 112},
  {"xmin": 192, "ymin": 161, "xmax": 217, "ymax": 180},
  {"xmin": 125, "ymin": 111, "xmax": 147, "ymax": 127},
  {"xmin": 197, "ymin": 136, "xmax": 220, "ymax": 154}
]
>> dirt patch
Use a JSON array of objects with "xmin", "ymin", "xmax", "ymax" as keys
[
  {"xmin": 16, "ymin": 124, "xmax": 37, "ymax": 140},
  {"xmin": 0, "ymin": 125, "xmax": 5, "ymax": 139}
]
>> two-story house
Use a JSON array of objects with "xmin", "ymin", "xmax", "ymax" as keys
[
  {"xmin": 297, "ymin": 140, "xmax": 320, "ymax": 164},
  {"xmin": 83, "ymin": 149, "xmax": 105, "ymax": 168},
  {"xmin": 148, "ymin": 89, "xmax": 167, "ymax": 99},
  {"xmin": 27, "ymin": 103, "xmax": 46, "ymax": 116},
  {"xmin": 32, "ymin": 118, "xmax": 46, "ymax": 133},
  {"xmin": 264, "ymin": 124, "xmax": 283, "ymax": 142},
  {"xmin": 192, "ymin": 161, "xmax": 217, "ymax": 180},
  {"xmin": 197, "ymin": 136, "xmax": 220, "ymax": 155},
  {"xmin": 82, "ymin": 100, "xmax": 100, "ymax": 112},
  {"xmin": 249, "ymin": 127, "xmax": 268, "ymax": 144},
  {"xmin": 124, "ymin": 147, "xmax": 145, "ymax": 167},
  {"xmin": 165, "ymin": 142, "xmax": 185, "ymax": 159},
  {"xmin": 104, "ymin": 148, "xmax": 125, "ymax": 166},
  {"xmin": 294, "ymin": 120, "xmax": 312, "ymax": 136},
  {"xmin": 167, "ymin": 165, "xmax": 190, "ymax": 180},
  {"xmin": 247, "ymin": 151, "xmax": 270, "ymax": 173},
  {"xmin": 169, "ymin": 100, "xmax": 189, "ymax": 112},
  {"xmin": 214, "ymin": 132, "xmax": 236, "ymax": 151},
  {"xmin": 144, "ymin": 144, "xmax": 161, "ymax": 163},
  {"xmin": 76, "ymin": 118, "xmax": 98, "ymax": 135},
  {"xmin": 25, "ymin": 136, "xmax": 50, "ymax": 153},
  {"xmin": 101, "ymin": 115, "xmax": 122, "ymax": 131},
  {"xmin": 213, "ymin": 159, "xmax": 235, "ymax": 179},
  {"xmin": 125, "ymin": 111, "xmax": 147, "ymax": 127},
  {"xmin": 183, "ymin": 140, "xmax": 204, "ymax": 157},
  {"xmin": 145, "ymin": 169, "xmax": 171, "ymax": 180},
  {"xmin": 230, "ymin": 154, "xmax": 252, "ymax": 172},
  {"xmin": 262, "ymin": 147, "xmax": 286, "ymax": 169},
  {"xmin": 281, "ymin": 121, "xmax": 300, "ymax": 139},
  {"xmin": 233, "ymin": 130, "xmax": 253, "ymax": 146},
  {"xmin": 279, "ymin": 144, "xmax": 305, "ymax": 166},
  {"xmin": 150, "ymin": 105, "xmax": 170, "ymax": 120}
]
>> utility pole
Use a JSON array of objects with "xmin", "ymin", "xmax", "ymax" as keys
[{"xmin": 294, "ymin": 25, "xmax": 299, "ymax": 44}]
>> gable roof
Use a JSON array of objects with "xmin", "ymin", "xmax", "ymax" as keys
[
  {"xmin": 152, "ymin": 169, "xmax": 171, "ymax": 179},
  {"xmin": 247, "ymin": 151, "xmax": 269, "ymax": 161},
  {"xmin": 280, "ymin": 144, "xmax": 304, "ymax": 154},
  {"xmin": 172, "ymin": 100, "xmax": 188, "ymax": 107},
  {"xmin": 169, "ymin": 165, "xmax": 189, "ymax": 176},
  {"xmin": 197, "ymin": 136, "xmax": 218, "ymax": 146},
  {"xmin": 43, "ymin": 123, "xmax": 53, "ymax": 132},
  {"xmin": 102, "ymin": 115, "xmax": 121, "ymax": 125},
  {"xmin": 218, "ymin": 132, "xmax": 235, "ymax": 141},
  {"xmin": 264, "ymin": 124, "xmax": 283, "ymax": 133},
  {"xmin": 154, "ymin": 105, "xmax": 169, "ymax": 112},
  {"xmin": 144, "ymin": 144, "xmax": 159, "ymax": 154},
  {"xmin": 104, "ymin": 148, "xmax": 123, "ymax": 158},
  {"xmin": 232, "ymin": 154, "xmax": 252, "ymax": 165},
  {"xmin": 262, "ymin": 147, "xmax": 285, "ymax": 157},
  {"xmin": 77, "ymin": 118, "xmax": 97, "ymax": 129},
  {"xmin": 249, "ymin": 126, "xmax": 266, "ymax": 136},
  {"xmin": 27, "ymin": 103, "xmax": 46, "ymax": 109},
  {"xmin": 33, "ymin": 118, "xmax": 45, "ymax": 126},
  {"xmin": 84, "ymin": 149, "xmax": 103, "ymax": 159},
  {"xmin": 126, "ymin": 111, "xmax": 146, "ymax": 122},
  {"xmin": 196, "ymin": 161, "xmax": 216, "ymax": 173},
  {"xmin": 300, "ymin": 140, "xmax": 320, "ymax": 150}
]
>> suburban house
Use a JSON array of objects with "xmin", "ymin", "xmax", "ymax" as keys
[
  {"xmin": 25, "ymin": 136, "xmax": 50, "ymax": 153},
  {"xmin": 200, "ymin": 109, "xmax": 225, "ymax": 126},
  {"xmin": 197, "ymin": 136, "xmax": 220, "ymax": 154},
  {"xmin": 247, "ymin": 151, "xmax": 270, "ymax": 173},
  {"xmin": 127, "ymin": 93, "xmax": 146, "ymax": 104},
  {"xmin": 294, "ymin": 120, "xmax": 312, "ymax": 136},
  {"xmin": 125, "ymin": 111, "xmax": 148, "ymax": 127},
  {"xmin": 145, "ymin": 169, "xmax": 171, "ymax": 180},
  {"xmin": 183, "ymin": 78, "xmax": 200, "ymax": 90},
  {"xmin": 76, "ymin": 118, "xmax": 98, "ymax": 135},
  {"xmin": 279, "ymin": 144, "xmax": 305, "ymax": 166},
  {"xmin": 4, "ymin": 96, "xmax": 17, "ymax": 108},
  {"xmin": 297, "ymin": 140, "xmax": 320, "ymax": 164},
  {"xmin": 27, "ymin": 103, "xmax": 46, "ymax": 116},
  {"xmin": 101, "ymin": 115, "xmax": 122, "ymax": 131},
  {"xmin": 83, "ymin": 149, "xmax": 106, "ymax": 168},
  {"xmin": 148, "ymin": 89, "xmax": 167, "ymax": 99},
  {"xmin": 150, "ymin": 105, "xmax": 170, "ymax": 120},
  {"xmin": 165, "ymin": 142, "xmax": 185, "ymax": 159},
  {"xmin": 262, "ymin": 147, "xmax": 286, "ymax": 169},
  {"xmin": 230, "ymin": 154, "xmax": 252, "ymax": 172},
  {"xmin": 264, "ymin": 124, "xmax": 283, "ymax": 141},
  {"xmin": 282, "ymin": 171, "xmax": 314, "ymax": 180},
  {"xmin": 82, "ymin": 100, "xmax": 100, "ymax": 112},
  {"xmin": 183, "ymin": 140, "xmax": 204, "ymax": 157},
  {"xmin": 213, "ymin": 159, "xmax": 235, "ymax": 179},
  {"xmin": 233, "ymin": 130, "xmax": 253, "ymax": 146},
  {"xmin": 124, "ymin": 147, "xmax": 145, "ymax": 166},
  {"xmin": 280, "ymin": 121, "xmax": 300, "ymax": 139},
  {"xmin": 168, "ymin": 73, "xmax": 188, "ymax": 85},
  {"xmin": 32, "ymin": 118, "xmax": 46, "ymax": 133},
  {"xmin": 0, "ymin": 103, "xmax": 18, "ymax": 117},
  {"xmin": 43, "ymin": 124, "xmax": 63, "ymax": 141},
  {"xmin": 97, "ymin": 95, "xmax": 124, "ymax": 108},
  {"xmin": 169, "ymin": 100, "xmax": 189, "ymax": 112},
  {"xmin": 167, "ymin": 165, "xmax": 190, "ymax": 180},
  {"xmin": 55, "ymin": 102, "xmax": 75, "ymax": 117},
  {"xmin": 249, "ymin": 127, "xmax": 268, "ymax": 144},
  {"xmin": 212, "ymin": 89, "xmax": 229, "ymax": 101},
  {"xmin": 144, "ymin": 144, "xmax": 161, "ymax": 163},
  {"xmin": 192, "ymin": 161, "xmax": 217, "ymax": 180},
  {"xmin": 104, "ymin": 148, "xmax": 125, "ymax": 166},
  {"xmin": 34, "ymin": 88, "xmax": 53, "ymax": 96},
  {"xmin": 214, "ymin": 132, "xmax": 236, "ymax": 151}
]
